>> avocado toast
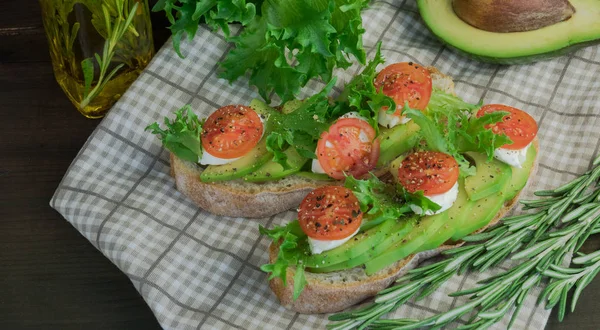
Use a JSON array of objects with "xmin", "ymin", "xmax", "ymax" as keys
[
  {"xmin": 266, "ymin": 141, "xmax": 538, "ymax": 314},
  {"xmin": 152, "ymin": 56, "xmax": 456, "ymax": 218}
]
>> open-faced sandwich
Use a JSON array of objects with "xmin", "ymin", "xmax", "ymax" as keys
[
  {"xmin": 259, "ymin": 73, "xmax": 539, "ymax": 313},
  {"xmin": 147, "ymin": 45, "xmax": 458, "ymax": 218}
]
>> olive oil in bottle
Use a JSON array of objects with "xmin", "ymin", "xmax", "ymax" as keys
[{"xmin": 40, "ymin": 0, "xmax": 154, "ymax": 118}]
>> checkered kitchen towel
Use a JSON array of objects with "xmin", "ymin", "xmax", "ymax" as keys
[{"xmin": 51, "ymin": 1, "xmax": 600, "ymax": 329}]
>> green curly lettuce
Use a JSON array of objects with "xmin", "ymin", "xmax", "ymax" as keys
[
  {"xmin": 154, "ymin": 0, "xmax": 369, "ymax": 103},
  {"xmin": 145, "ymin": 105, "xmax": 204, "ymax": 162}
]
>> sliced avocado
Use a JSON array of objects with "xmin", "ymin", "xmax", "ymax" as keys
[
  {"xmin": 378, "ymin": 121, "xmax": 420, "ymax": 166},
  {"xmin": 364, "ymin": 211, "xmax": 449, "ymax": 275},
  {"xmin": 200, "ymin": 139, "xmax": 272, "ymax": 182},
  {"xmin": 464, "ymin": 152, "xmax": 512, "ymax": 202},
  {"xmin": 249, "ymin": 98, "xmax": 277, "ymax": 118},
  {"xmin": 295, "ymin": 171, "xmax": 334, "ymax": 181},
  {"xmin": 450, "ymin": 193, "xmax": 506, "ymax": 241},
  {"xmin": 281, "ymin": 99, "xmax": 304, "ymax": 114},
  {"xmin": 303, "ymin": 218, "xmax": 396, "ymax": 269},
  {"xmin": 243, "ymin": 147, "xmax": 308, "ymax": 182},
  {"xmin": 415, "ymin": 177, "xmax": 469, "ymax": 252},
  {"xmin": 309, "ymin": 216, "xmax": 417, "ymax": 273},
  {"xmin": 377, "ymin": 120, "xmax": 421, "ymax": 166},
  {"xmin": 504, "ymin": 144, "xmax": 537, "ymax": 200},
  {"xmin": 417, "ymin": 0, "xmax": 600, "ymax": 63}
]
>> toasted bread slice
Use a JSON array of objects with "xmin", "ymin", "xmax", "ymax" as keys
[
  {"xmin": 268, "ymin": 139, "xmax": 538, "ymax": 313},
  {"xmin": 170, "ymin": 67, "xmax": 455, "ymax": 218}
]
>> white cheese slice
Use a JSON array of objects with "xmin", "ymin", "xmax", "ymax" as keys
[
  {"xmin": 493, "ymin": 143, "xmax": 531, "ymax": 168},
  {"xmin": 308, "ymin": 228, "xmax": 360, "ymax": 255},
  {"xmin": 410, "ymin": 181, "xmax": 459, "ymax": 216},
  {"xmin": 378, "ymin": 107, "xmax": 411, "ymax": 128}
]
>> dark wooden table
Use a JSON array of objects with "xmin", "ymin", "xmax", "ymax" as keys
[{"xmin": 1, "ymin": 2, "xmax": 599, "ymax": 329}]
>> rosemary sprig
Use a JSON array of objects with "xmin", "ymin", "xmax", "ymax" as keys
[
  {"xmin": 79, "ymin": 1, "xmax": 139, "ymax": 110},
  {"xmin": 329, "ymin": 155, "xmax": 600, "ymax": 329},
  {"xmin": 540, "ymin": 240, "xmax": 600, "ymax": 321}
]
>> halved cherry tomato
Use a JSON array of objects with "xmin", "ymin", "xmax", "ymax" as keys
[
  {"xmin": 317, "ymin": 118, "xmax": 380, "ymax": 180},
  {"xmin": 374, "ymin": 62, "xmax": 432, "ymax": 113},
  {"xmin": 298, "ymin": 186, "xmax": 362, "ymax": 240},
  {"xmin": 398, "ymin": 151, "xmax": 459, "ymax": 196},
  {"xmin": 476, "ymin": 104, "xmax": 538, "ymax": 150},
  {"xmin": 201, "ymin": 105, "xmax": 264, "ymax": 159}
]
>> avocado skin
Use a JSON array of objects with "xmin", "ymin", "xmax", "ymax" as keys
[{"xmin": 417, "ymin": 0, "xmax": 600, "ymax": 64}]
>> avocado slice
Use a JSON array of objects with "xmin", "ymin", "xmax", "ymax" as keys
[
  {"xmin": 303, "ymin": 218, "xmax": 396, "ymax": 269},
  {"xmin": 378, "ymin": 121, "xmax": 420, "ymax": 166},
  {"xmin": 414, "ymin": 177, "xmax": 469, "ymax": 252},
  {"xmin": 243, "ymin": 147, "xmax": 308, "ymax": 182},
  {"xmin": 504, "ymin": 144, "xmax": 537, "ymax": 200},
  {"xmin": 464, "ymin": 152, "xmax": 512, "ymax": 202},
  {"xmin": 417, "ymin": 0, "xmax": 600, "ymax": 63},
  {"xmin": 450, "ymin": 193, "xmax": 506, "ymax": 241},
  {"xmin": 200, "ymin": 139, "xmax": 273, "ymax": 182},
  {"xmin": 309, "ymin": 216, "xmax": 417, "ymax": 273},
  {"xmin": 364, "ymin": 211, "xmax": 449, "ymax": 275},
  {"xmin": 295, "ymin": 172, "xmax": 334, "ymax": 181}
]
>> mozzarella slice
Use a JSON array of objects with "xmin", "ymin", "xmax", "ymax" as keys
[
  {"xmin": 493, "ymin": 143, "xmax": 531, "ymax": 168},
  {"xmin": 308, "ymin": 228, "xmax": 360, "ymax": 255},
  {"xmin": 311, "ymin": 158, "xmax": 327, "ymax": 174},
  {"xmin": 410, "ymin": 181, "xmax": 459, "ymax": 216},
  {"xmin": 340, "ymin": 111, "xmax": 368, "ymax": 121},
  {"xmin": 378, "ymin": 107, "xmax": 411, "ymax": 128},
  {"xmin": 199, "ymin": 152, "xmax": 241, "ymax": 165},
  {"xmin": 199, "ymin": 111, "xmax": 266, "ymax": 165}
]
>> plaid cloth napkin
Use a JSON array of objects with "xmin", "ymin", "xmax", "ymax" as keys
[{"xmin": 51, "ymin": 1, "xmax": 600, "ymax": 329}]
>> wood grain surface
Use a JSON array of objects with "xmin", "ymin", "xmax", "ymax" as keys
[{"xmin": 0, "ymin": 1, "xmax": 598, "ymax": 329}]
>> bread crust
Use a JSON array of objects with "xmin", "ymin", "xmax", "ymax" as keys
[
  {"xmin": 268, "ymin": 139, "xmax": 539, "ymax": 314},
  {"xmin": 171, "ymin": 154, "xmax": 328, "ymax": 218},
  {"xmin": 169, "ymin": 67, "xmax": 454, "ymax": 218}
]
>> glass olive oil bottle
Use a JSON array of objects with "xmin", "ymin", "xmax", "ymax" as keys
[{"xmin": 40, "ymin": 0, "xmax": 154, "ymax": 118}]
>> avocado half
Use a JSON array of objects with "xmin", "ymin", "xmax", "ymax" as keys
[{"xmin": 417, "ymin": 0, "xmax": 600, "ymax": 64}]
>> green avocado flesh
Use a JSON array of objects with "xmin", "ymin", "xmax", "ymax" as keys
[
  {"xmin": 309, "ymin": 216, "xmax": 417, "ymax": 273},
  {"xmin": 505, "ymin": 145, "xmax": 537, "ymax": 200},
  {"xmin": 304, "ymin": 218, "xmax": 397, "ymax": 269},
  {"xmin": 365, "ymin": 211, "xmax": 449, "ymax": 275},
  {"xmin": 464, "ymin": 152, "xmax": 512, "ymax": 201},
  {"xmin": 415, "ymin": 177, "xmax": 469, "ymax": 253},
  {"xmin": 200, "ymin": 139, "xmax": 273, "ymax": 182},
  {"xmin": 378, "ymin": 121, "xmax": 420, "ymax": 166},
  {"xmin": 417, "ymin": 0, "xmax": 600, "ymax": 63},
  {"xmin": 243, "ymin": 147, "xmax": 307, "ymax": 182},
  {"xmin": 299, "ymin": 145, "xmax": 536, "ymax": 274}
]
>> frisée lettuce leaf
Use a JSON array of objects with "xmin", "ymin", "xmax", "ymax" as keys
[{"xmin": 145, "ymin": 105, "xmax": 204, "ymax": 163}]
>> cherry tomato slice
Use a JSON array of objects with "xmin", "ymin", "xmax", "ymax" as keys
[
  {"xmin": 317, "ymin": 118, "xmax": 380, "ymax": 180},
  {"xmin": 398, "ymin": 151, "xmax": 459, "ymax": 196},
  {"xmin": 201, "ymin": 105, "xmax": 264, "ymax": 159},
  {"xmin": 298, "ymin": 186, "xmax": 362, "ymax": 240},
  {"xmin": 374, "ymin": 62, "xmax": 432, "ymax": 118},
  {"xmin": 476, "ymin": 104, "xmax": 538, "ymax": 150}
]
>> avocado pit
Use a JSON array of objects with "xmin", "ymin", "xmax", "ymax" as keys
[{"xmin": 452, "ymin": 0, "xmax": 576, "ymax": 32}]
